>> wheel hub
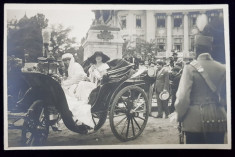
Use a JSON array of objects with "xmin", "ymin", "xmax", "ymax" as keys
[{"xmin": 127, "ymin": 109, "xmax": 139, "ymax": 118}]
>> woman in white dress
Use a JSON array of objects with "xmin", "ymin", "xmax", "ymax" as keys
[
  {"xmin": 88, "ymin": 51, "xmax": 110, "ymax": 86},
  {"xmin": 61, "ymin": 53, "xmax": 96, "ymax": 129}
]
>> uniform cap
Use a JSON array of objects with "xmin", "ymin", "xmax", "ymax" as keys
[{"xmin": 195, "ymin": 35, "xmax": 213, "ymax": 47}]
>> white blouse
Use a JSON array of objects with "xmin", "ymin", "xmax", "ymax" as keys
[{"xmin": 88, "ymin": 63, "xmax": 109, "ymax": 85}]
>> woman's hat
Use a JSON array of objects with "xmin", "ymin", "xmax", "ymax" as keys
[
  {"xmin": 159, "ymin": 91, "xmax": 170, "ymax": 100},
  {"xmin": 88, "ymin": 51, "xmax": 110, "ymax": 64}
]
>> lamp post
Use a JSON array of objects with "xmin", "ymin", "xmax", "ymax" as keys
[
  {"xmin": 41, "ymin": 28, "xmax": 57, "ymax": 75},
  {"xmin": 42, "ymin": 28, "xmax": 51, "ymax": 58}
]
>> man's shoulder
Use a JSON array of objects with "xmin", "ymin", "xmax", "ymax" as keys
[
  {"xmin": 213, "ymin": 60, "xmax": 226, "ymax": 70},
  {"xmin": 184, "ymin": 63, "xmax": 196, "ymax": 72},
  {"xmin": 199, "ymin": 59, "xmax": 226, "ymax": 72}
]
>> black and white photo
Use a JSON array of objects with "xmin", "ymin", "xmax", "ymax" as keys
[{"xmin": 4, "ymin": 4, "xmax": 231, "ymax": 149}]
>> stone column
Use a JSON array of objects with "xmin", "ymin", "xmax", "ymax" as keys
[
  {"xmin": 127, "ymin": 12, "xmax": 135, "ymax": 44},
  {"xmin": 183, "ymin": 12, "xmax": 189, "ymax": 58},
  {"xmin": 166, "ymin": 12, "xmax": 172, "ymax": 57},
  {"xmin": 146, "ymin": 10, "xmax": 155, "ymax": 42}
]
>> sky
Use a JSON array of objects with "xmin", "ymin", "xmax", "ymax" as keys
[{"xmin": 7, "ymin": 9, "xmax": 95, "ymax": 45}]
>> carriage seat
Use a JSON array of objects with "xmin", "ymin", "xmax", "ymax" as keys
[
  {"xmin": 88, "ymin": 59, "xmax": 135, "ymax": 107},
  {"xmin": 102, "ymin": 59, "xmax": 136, "ymax": 83}
]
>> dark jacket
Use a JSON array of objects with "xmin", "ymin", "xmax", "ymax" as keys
[
  {"xmin": 171, "ymin": 73, "xmax": 182, "ymax": 94},
  {"xmin": 129, "ymin": 57, "xmax": 140, "ymax": 69},
  {"xmin": 175, "ymin": 53, "xmax": 226, "ymax": 132},
  {"xmin": 155, "ymin": 67, "xmax": 169, "ymax": 93}
]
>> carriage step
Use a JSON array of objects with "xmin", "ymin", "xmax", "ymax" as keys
[
  {"xmin": 8, "ymin": 124, "xmax": 23, "ymax": 130},
  {"xmin": 8, "ymin": 112, "xmax": 27, "ymax": 118}
]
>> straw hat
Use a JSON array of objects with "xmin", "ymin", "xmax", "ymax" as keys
[{"xmin": 159, "ymin": 91, "xmax": 170, "ymax": 100}]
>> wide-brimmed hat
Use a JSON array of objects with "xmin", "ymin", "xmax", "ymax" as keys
[{"xmin": 88, "ymin": 51, "xmax": 110, "ymax": 64}]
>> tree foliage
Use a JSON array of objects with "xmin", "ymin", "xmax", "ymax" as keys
[
  {"xmin": 49, "ymin": 24, "xmax": 78, "ymax": 60},
  {"xmin": 7, "ymin": 13, "xmax": 48, "ymax": 63},
  {"xmin": 122, "ymin": 38, "xmax": 159, "ymax": 61}
]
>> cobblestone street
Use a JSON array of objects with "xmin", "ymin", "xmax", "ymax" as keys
[{"xmin": 8, "ymin": 112, "xmax": 179, "ymax": 147}]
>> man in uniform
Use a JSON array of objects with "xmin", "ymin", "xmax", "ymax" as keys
[
  {"xmin": 155, "ymin": 59, "xmax": 170, "ymax": 118},
  {"xmin": 175, "ymin": 34, "xmax": 227, "ymax": 144}
]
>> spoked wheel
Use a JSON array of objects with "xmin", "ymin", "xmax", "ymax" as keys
[
  {"xmin": 109, "ymin": 85, "xmax": 149, "ymax": 141},
  {"xmin": 21, "ymin": 100, "xmax": 49, "ymax": 146},
  {"xmin": 92, "ymin": 111, "xmax": 108, "ymax": 131}
]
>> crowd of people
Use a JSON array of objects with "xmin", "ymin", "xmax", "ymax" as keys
[
  {"xmin": 122, "ymin": 26, "xmax": 227, "ymax": 145},
  {"xmin": 124, "ymin": 51, "xmax": 184, "ymax": 118}
]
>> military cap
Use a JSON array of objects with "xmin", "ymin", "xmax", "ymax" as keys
[{"xmin": 195, "ymin": 35, "xmax": 213, "ymax": 47}]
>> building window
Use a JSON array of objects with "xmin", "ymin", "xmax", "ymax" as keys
[
  {"xmin": 173, "ymin": 14, "xmax": 183, "ymax": 28},
  {"xmin": 121, "ymin": 16, "xmax": 126, "ymax": 28},
  {"xmin": 157, "ymin": 19, "xmax": 166, "ymax": 28},
  {"xmin": 192, "ymin": 17, "xmax": 197, "ymax": 26},
  {"xmin": 136, "ymin": 37, "xmax": 142, "ymax": 44},
  {"xmin": 156, "ymin": 14, "xmax": 166, "ymax": 28},
  {"xmin": 189, "ymin": 12, "xmax": 199, "ymax": 27},
  {"xmin": 174, "ymin": 45, "xmax": 182, "ymax": 52},
  {"xmin": 174, "ymin": 38, "xmax": 183, "ymax": 52},
  {"xmin": 207, "ymin": 10, "xmax": 220, "ymax": 22},
  {"xmin": 136, "ymin": 15, "xmax": 142, "ymax": 28},
  {"xmin": 157, "ymin": 38, "xmax": 166, "ymax": 51}
]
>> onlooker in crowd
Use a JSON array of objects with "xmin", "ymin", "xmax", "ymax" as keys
[
  {"xmin": 170, "ymin": 52, "xmax": 178, "ymax": 68},
  {"xmin": 169, "ymin": 65, "xmax": 182, "ymax": 113},
  {"xmin": 144, "ymin": 60, "xmax": 149, "ymax": 68},
  {"xmin": 129, "ymin": 52, "xmax": 140, "ymax": 69},
  {"xmin": 154, "ymin": 59, "xmax": 170, "ymax": 118},
  {"xmin": 124, "ymin": 54, "xmax": 130, "ymax": 62},
  {"xmin": 175, "ymin": 34, "xmax": 227, "ymax": 144}
]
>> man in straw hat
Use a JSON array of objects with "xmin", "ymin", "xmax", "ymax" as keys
[{"xmin": 154, "ymin": 59, "xmax": 170, "ymax": 118}]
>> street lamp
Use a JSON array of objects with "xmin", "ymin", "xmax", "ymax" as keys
[
  {"xmin": 42, "ymin": 28, "xmax": 51, "ymax": 58},
  {"xmin": 40, "ymin": 28, "xmax": 58, "ymax": 75}
]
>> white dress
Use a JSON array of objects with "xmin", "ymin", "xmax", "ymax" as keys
[{"xmin": 61, "ymin": 57, "xmax": 96, "ymax": 128}]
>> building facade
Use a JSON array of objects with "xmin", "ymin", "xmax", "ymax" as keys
[{"xmin": 104, "ymin": 9, "xmax": 223, "ymax": 58}]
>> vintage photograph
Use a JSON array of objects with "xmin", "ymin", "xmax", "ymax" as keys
[{"xmin": 4, "ymin": 4, "xmax": 231, "ymax": 149}]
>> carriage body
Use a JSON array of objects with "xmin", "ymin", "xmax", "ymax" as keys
[{"xmin": 7, "ymin": 59, "xmax": 156, "ymax": 145}]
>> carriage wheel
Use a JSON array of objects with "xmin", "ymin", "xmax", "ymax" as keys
[
  {"xmin": 92, "ymin": 111, "xmax": 108, "ymax": 131},
  {"xmin": 109, "ymin": 85, "xmax": 149, "ymax": 141},
  {"xmin": 21, "ymin": 100, "xmax": 49, "ymax": 146}
]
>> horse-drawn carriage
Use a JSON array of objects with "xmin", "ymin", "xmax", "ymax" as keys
[{"xmin": 7, "ymin": 57, "xmax": 155, "ymax": 146}]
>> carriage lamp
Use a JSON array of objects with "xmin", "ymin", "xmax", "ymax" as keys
[{"xmin": 37, "ymin": 57, "xmax": 58, "ymax": 75}]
